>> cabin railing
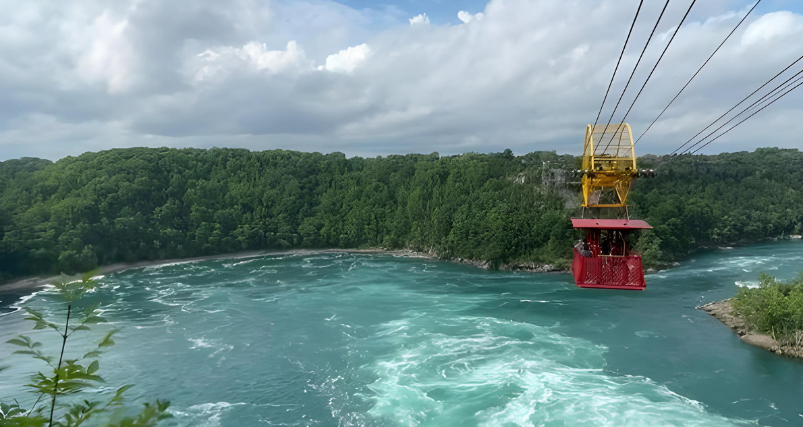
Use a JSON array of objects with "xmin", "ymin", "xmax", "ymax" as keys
[{"xmin": 572, "ymin": 249, "xmax": 645, "ymax": 289}]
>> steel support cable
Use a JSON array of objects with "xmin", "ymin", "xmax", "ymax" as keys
[
  {"xmin": 679, "ymin": 67, "xmax": 803, "ymax": 154},
  {"xmin": 635, "ymin": 0, "xmax": 761, "ymax": 145},
  {"xmin": 670, "ymin": 53, "xmax": 803, "ymax": 154},
  {"xmin": 600, "ymin": 0, "xmax": 697, "ymax": 154},
  {"xmin": 680, "ymin": 71, "xmax": 803, "ymax": 154},
  {"xmin": 592, "ymin": 0, "xmax": 646, "ymax": 131},
  {"xmin": 680, "ymin": 70, "xmax": 803, "ymax": 154},
  {"xmin": 689, "ymin": 79, "xmax": 803, "ymax": 154},
  {"xmin": 593, "ymin": 0, "xmax": 671, "ymax": 155},
  {"xmin": 743, "ymin": 72, "xmax": 803, "ymax": 114}
]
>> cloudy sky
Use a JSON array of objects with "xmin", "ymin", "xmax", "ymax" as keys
[{"xmin": 1, "ymin": 0, "xmax": 802, "ymax": 161}]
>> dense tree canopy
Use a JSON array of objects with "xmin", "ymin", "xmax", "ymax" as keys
[
  {"xmin": 631, "ymin": 148, "xmax": 803, "ymax": 261},
  {"xmin": 0, "ymin": 147, "xmax": 800, "ymax": 282}
]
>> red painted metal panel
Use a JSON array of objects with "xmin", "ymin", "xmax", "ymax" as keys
[
  {"xmin": 572, "ymin": 249, "xmax": 585, "ymax": 283},
  {"xmin": 571, "ymin": 249, "xmax": 646, "ymax": 290},
  {"xmin": 570, "ymin": 218, "xmax": 652, "ymax": 230}
]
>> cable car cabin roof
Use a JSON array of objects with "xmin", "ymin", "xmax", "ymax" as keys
[{"xmin": 571, "ymin": 219, "xmax": 652, "ymax": 230}]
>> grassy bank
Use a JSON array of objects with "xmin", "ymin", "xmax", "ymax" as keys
[
  {"xmin": 732, "ymin": 272, "xmax": 803, "ymax": 350},
  {"xmin": 702, "ymin": 271, "xmax": 803, "ymax": 358}
]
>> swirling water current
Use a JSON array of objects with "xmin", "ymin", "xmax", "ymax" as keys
[{"xmin": 1, "ymin": 241, "xmax": 803, "ymax": 426}]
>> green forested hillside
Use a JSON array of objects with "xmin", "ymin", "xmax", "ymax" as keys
[
  {"xmin": 1, "ymin": 147, "xmax": 801, "ymax": 281},
  {"xmin": 630, "ymin": 148, "xmax": 803, "ymax": 262}
]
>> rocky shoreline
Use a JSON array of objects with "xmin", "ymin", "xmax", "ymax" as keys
[
  {"xmin": 698, "ymin": 299, "xmax": 803, "ymax": 359},
  {"xmin": 408, "ymin": 247, "xmax": 562, "ymax": 272}
]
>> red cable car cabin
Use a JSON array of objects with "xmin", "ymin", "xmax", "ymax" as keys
[{"xmin": 571, "ymin": 218, "xmax": 652, "ymax": 290}]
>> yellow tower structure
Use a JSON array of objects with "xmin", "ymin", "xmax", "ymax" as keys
[{"xmin": 580, "ymin": 123, "xmax": 639, "ymax": 209}]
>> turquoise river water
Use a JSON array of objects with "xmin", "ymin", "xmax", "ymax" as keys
[{"xmin": 1, "ymin": 241, "xmax": 803, "ymax": 426}]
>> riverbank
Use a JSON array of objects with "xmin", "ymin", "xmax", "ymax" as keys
[
  {"xmin": 0, "ymin": 249, "xmax": 400, "ymax": 295},
  {"xmin": 699, "ymin": 299, "xmax": 803, "ymax": 358},
  {"xmin": 1, "ymin": 248, "xmax": 564, "ymax": 297}
]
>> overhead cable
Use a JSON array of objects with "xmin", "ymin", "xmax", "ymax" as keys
[
  {"xmin": 594, "ymin": 0, "xmax": 671, "ymax": 155},
  {"xmin": 671, "ymin": 53, "xmax": 803, "ymax": 154},
  {"xmin": 743, "ymin": 73, "xmax": 803, "ymax": 114},
  {"xmin": 635, "ymin": 0, "xmax": 761, "ymax": 145},
  {"xmin": 592, "ymin": 0, "xmax": 646, "ymax": 130},
  {"xmin": 679, "ymin": 69, "xmax": 803, "ymax": 154},
  {"xmin": 689, "ymin": 79, "xmax": 803, "ymax": 154},
  {"xmin": 600, "ymin": 0, "xmax": 698, "ymax": 153}
]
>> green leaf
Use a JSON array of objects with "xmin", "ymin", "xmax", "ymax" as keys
[
  {"xmin": 23, "ymin": 307, "xmax": 44, "ymax": 319},
  {"xmin": 108, "ymin": 384, "xmax": 134, "ymax": 406},
  {"xmin": 115, "ymin": 384, "xmax": 134, "ymax": 397},
  {"xmin": 33, "ymin": 354, "xmax": 55, "ymax": 365},
  {"xmin": 82, "ymin": 350, "xmax": 103, "ymax": 359},
  {"xmin": 98, "ymin": 330, "xmax": 119, "ymax": 347},
  {"xmin": 7, "ymin": 407, "xmax": 26, "ymax": 417},
  {"xmin": 6, "ymin": 338, "xmax": 30, "ymax": 347},
  {"xmin": 87, "ymin": 360, "xmax": 99, "ymax": 375},
  {"xmin": 33, "ymin": 321, "xmax": 48, "ymax": 330}
]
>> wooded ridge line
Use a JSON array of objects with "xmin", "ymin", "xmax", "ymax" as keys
[{"xmin": 1, "ymin": 147, "xmax": 801, "ymax": 283}]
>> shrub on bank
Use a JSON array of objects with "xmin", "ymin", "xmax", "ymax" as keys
[{"xmin": 732, "ymin": 272, "xmax": 803, "ymax": 346}]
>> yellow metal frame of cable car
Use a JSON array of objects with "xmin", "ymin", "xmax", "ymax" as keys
[{"xmin": 581, "ymin": 123, "xmax": 639, "ymax": 208}]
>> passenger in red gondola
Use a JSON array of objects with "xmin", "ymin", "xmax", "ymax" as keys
[
  {"xmin": 570, "ymin": 218, "xmax": 651, "ymax": 290},
  {"xmin": 611, "ymin": 235, "xmax": 624, "ymax": 256},
  {"xmin": 574, "ymin": 239, "xmax": 592, "ymax": 257},
  {"xmin": 600, "ymin": 234, "xmax": 611, "ymax": 255}
]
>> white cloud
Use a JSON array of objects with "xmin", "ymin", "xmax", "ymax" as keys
[
  {"xmin": 409, "ymin": 13, "xmax": 430, "ymax": 26},
  {"xmin": 320, "ymin": 43, "xmax": 370, "ymax": 73},
  {"xmin": 239, "ymin": 41, "xmax": 310, "ymax": 73},
  {"xmin": 741, "ymin": 11, "xmax": 803, "ymax": 46},
  {"xmin": 457, "ymin": 11, "xmax": 484, "ymax": 24},
  {"xmin": 193, "ymin": 40, "xmax": 313, "ymax": 81},
  {"xmin": 193, "ymin": 41, "xmax": 371, "ymax": 79},
  {"xmin": 76, "ymin": 11, "xmax": 134, "ymax": 93},
  {"xmin": 1, "ymin": 0, "xmax": 803, "ymax": 161}
]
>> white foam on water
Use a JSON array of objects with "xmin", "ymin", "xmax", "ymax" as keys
[
  {"xmin": 188, "ymin": 337, "xmax": 216, "ymax": 349},
  {"xmin": 188, "ymin": 337, "xmax": 235, "ymax": 358},
  {"xmin": 721, "ymin": 257, "xmax": 773, "ymax": 271},
  {"xmin": 171, "ymin": 402, "xmax": 246, "ymax": 427},
  {"xmin": 143, "ymin": 260, "xmax": 200, "ymax": 271},
  {"xmin": 301, "ymin": 259, "xmax": 335, "ymax": 269},
  {"xmin": 223, "ymin": 258, "xmax": 258, "ymax": 267},
  {"xmin": 635, "ymin": 331, "xmax": 658, "ymax": 338},
  {"xmin": 359, "ymin": 316, "xmax": 751, "ymax": 427},
  {"xmin": 0, "ymin": 284, "xmax": 57, "ymax": 317},
  {"xmin": 735, "ymin": 281, "xmax": 760, "ymax": 289}
]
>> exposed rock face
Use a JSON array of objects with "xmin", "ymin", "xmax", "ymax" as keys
[{"xmin": 698, "ymin": 299, "xmax": 803, "ymax": 359}]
